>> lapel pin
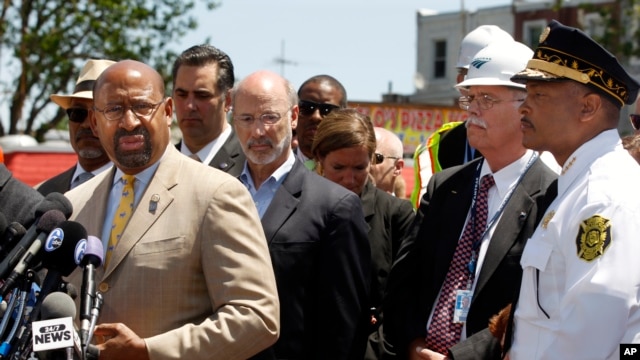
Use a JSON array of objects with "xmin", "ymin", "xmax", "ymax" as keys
[{"xmin": 149, "ymin": 194, "xmax": 160, "ymax": 213}]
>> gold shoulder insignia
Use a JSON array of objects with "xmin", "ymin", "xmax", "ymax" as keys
[
  {"xmin": 539, "ymin": 26, "xmax": 551, "ymax": 43},
  {"xmin": 576, "ymin": 215, "xmax": 612, "ymax": 262},
  {"xmin": 541, "ymin": 210, "xmax": 555, "ymax": 229}
]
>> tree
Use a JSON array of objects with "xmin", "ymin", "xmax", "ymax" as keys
[{"xmin": 0, "ymin": 0, "xmax": 218, "ymax": 141}]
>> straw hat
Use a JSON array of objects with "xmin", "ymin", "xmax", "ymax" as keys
[{"xmin": 50, "ymin": 59, "xmax": 116, "ymax": 109}]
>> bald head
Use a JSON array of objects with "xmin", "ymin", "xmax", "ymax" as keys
[
  {"xmin": 94, "ymin": 60, "xmax": 165, "ymax": 98},
  {"xmin": 232, "ymin": 70, "xmax": 297, "ymax": 108},
  {"xmin": 374, "ymin": 127, "xmax": 403, "ymax": 158}
]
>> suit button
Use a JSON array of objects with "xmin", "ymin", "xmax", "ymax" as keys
[
  {"xmin": 98, "ymin": 282, "xmax": 110, "ymax": 293},
  {"xmin": 219, "ymin": 162, "xmax": 228, "ymax": 169}
]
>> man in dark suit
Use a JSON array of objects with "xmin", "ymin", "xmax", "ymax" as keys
[
  {"xmin": 232, "ymin": 69, "xmax": 371, "ymax": 360},
  {"xmin": 376, "ymin": 40, "xmax": 557, "ymax": 360},
  {"xmin": 37, "ymin": 59, "xmax": 115, "ymax": 195},
  {"xmin": 172, "ymin": 44, "xmax": 245, "ymax": 176}
]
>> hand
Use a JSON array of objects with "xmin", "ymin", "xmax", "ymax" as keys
[
  {"xmin": 414, "ymin": 346, "xmax": 448, "ymax": 360},
  {"xmin": 93, "ymin": 323, "xmax": 149, "ymax": 360},
  {"xmin": 408, "ymin": 338, "xmax": 449, "ymax": 360}
]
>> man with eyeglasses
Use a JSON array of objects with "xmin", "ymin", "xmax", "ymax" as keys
[
  {"xmin": 373, "ymin": 40, "xmax": 557, "ymax": 360},
  {"xmin": 37, "ymin": 59, "xmax": 115, "ymax": 195},
  {"xmin": 295, "ymin": 74, "xmax": 347, "ymax": 169},
  {"xmin": 232, "ymin": 70, "xmax": 371, "ymax": 360},
  {"xmin": 506, "ymin": 20, "xmax": 640, "ymax": 360},
  {"xmin": 371, "ymin": 127, "xmax": 406, "ymax": 198},
  {"xmin": 172, "ymin": 44, "xmax": 246, "ymax": 175},
  {"xmin": 63, "ymin": 60, "xmax": 279, "ymax": 360}
]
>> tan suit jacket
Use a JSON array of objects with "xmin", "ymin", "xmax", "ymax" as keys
[{"xmin": 65, "ymin": 145, "xmax": 279, "ymax": 360}]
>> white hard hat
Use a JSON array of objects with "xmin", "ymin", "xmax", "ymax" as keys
[
  {"xmin": 456, "ymin": 25, "xmax": 513, "ymax": 69},
  {"xmin": 456, "ymin": 41, "xmax": 534, "ymax": 89}
]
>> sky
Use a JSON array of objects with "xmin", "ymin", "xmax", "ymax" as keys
[{"xmin": 180, "ymin": 0, "xmax": 513, "ymax": 103}]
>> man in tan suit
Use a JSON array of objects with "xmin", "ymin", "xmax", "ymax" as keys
[{"xmin": 64, "ymin": 60, "xmax": 279, "ymax": 360}]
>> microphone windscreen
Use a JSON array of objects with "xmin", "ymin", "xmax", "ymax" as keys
[
  {"xmin": 40, "ymin": 292, "xmax": 76, "ymax": 320},
  {"xmin": 42, "ymin": 221, "xmax": 88, "ymax": 276},
  {"xmin": 81, "ymin": 236, "xmax": 104, "ymax": 268},
  {"xmin": 0, "ymin": 212, "xmax": 7, "ymax": 234},
  {"xmin": 35, "ymin": 193, "xmax": 73, "ymax": 220},
  {"xmin": 5, "ymin": 221, "xmax": 27, "ymax": 239},
  {"xmin": 60, "ymin": 282, "xmax": 78, "ymax": 300},
  {"xmin": 36, "ymin": 210, "xmax": 67, "ymax": 234}
]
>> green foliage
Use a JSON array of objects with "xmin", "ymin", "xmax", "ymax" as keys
[{"xmin": 0, "ymin": 0, "xmax": 218, "ymax": 141}]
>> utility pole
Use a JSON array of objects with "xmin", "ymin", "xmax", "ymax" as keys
[{"xmin": 273, "ymin": 39, "xmax": 297, "ymax": 76}]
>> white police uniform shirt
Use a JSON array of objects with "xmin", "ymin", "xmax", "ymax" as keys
[{"xmin": 511, "ymin": 130, "xmax": 640, "ymax": 359}]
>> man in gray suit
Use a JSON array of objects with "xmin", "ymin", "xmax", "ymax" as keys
[
  {"xmin": 375, "ymin": 40, "xmax": 557, "ymax": 360},
  {"xmin": 64, "ymin": 60, "xmax": 279, "ymax": 360},
  {"xmin": 172, "ymin": 44, "xmax": 245, "ymax": 175},
  {"xmin": 232, "ymin": 70, "xmax": 371, "ymax": 360}
]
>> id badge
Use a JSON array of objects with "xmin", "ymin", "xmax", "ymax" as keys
[{"xmin": 453, "ymin": 290, "xmax": 472, "ymax": 323}]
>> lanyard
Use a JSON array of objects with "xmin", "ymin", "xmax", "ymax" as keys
[{"xmin": 466, "ymin": 152, "xmax": 539, "ymax": 280}]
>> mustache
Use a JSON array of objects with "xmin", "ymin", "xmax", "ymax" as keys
[
  {"xmin": 115, "ymin": 126, "xmax": 148, "ymax": 139},
  {"xmin": 75, "ymin": 128, "xmax": 98, "ymax": 141},
  {"xmin": 247, "ymin": 138, "xmax": 273, "ymax": 148},
  {"xmin": 466, "ymin": 116, "xmax": 488, "ymax": 129}
]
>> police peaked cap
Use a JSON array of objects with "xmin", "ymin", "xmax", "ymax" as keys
[{"xmin": 511, "ymin": 19, "xmax": 639, "ymax": 108}]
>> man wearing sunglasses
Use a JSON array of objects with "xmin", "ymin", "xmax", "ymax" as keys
[
  {"xmin": 37, "ymin": 59, "xmax": 115, "ymax": 195},
  {"xmin": 371, "ymin": 127, "xmax": 406, "ymax": 198},
  {"xmin": 295, "ymin": 74, "xmax": 347, "ymax": 168}
]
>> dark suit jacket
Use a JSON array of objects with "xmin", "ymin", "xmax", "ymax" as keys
[
  {"xmin": 36, "ymin": 165, "xmax": 75, "ymax": 195},
  {"xmin": 0, "ymin": 164, "xmax": 43, "ymax": 227},
  {"xmin": 380, "ymin": 156, "xmax": 556, "ymax": 359},
  {"xmin": 438, "ymin": 122, "xmax": 482, "ymax": 169},
  {"xmin": 360, "ymin": 180, "xmax": 415, "ymax": 321},
  {"xmin": 252, "ymin": 159, "xmax": 371, "ymax": 360},
  {"xmin": 176, "ymin": 129, "xmax": 246, "ymax": 177}
]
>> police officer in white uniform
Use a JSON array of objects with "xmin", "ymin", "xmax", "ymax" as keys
[{"xmin": 508, "ymin": 20, "xmax": 640, "ymax": 359}]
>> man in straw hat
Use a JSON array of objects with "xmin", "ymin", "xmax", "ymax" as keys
[
  {"xmin": 506, "ymin": 20, "xmax": 640, "ymax": 359},
  {"xmin": 37, "ymin": 59, "xmax": 115, "ymax": 195}
]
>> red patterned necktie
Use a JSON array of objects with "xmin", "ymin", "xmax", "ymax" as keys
[{"xmin": 425, "ymin": 173, "xmax": 495, "ymax": 353}]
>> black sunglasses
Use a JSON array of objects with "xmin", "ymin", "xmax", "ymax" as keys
[
  {"xmin": 630, "ymin": 114, "xmax": 640, "ymax": 131},
  {"xmin": 66, "ymin": 108, "xmax": 89, "ymax": 123},
  {"xmin": 298, "ymin": 100, "xmax": 339, "ymax": 117},
  {"xmin": 374, "ymin": 153, "xmax": 400, "ymax": 165}
]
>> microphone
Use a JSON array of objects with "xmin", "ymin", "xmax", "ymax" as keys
[
  {"xmin": 77, "ymin": 236, "xmax": 103, "ymax": 353},
  {"xmin": 0, "ymin": 221, "xmax": 27, "ymax": 261},
  {"xmin": 0, "ymin": 192, "xmax": 73, "ymax": 282},
  {"xmin": 36, "ymin": 292, "xmax": 99, "ymax": 360},
  {"xmin": 0, "ymin": 210, "xmax": 67, "ymax": 297},
  {"xmin": 30, "ymin": 221, "xmax": 87, "ymax": 322}
]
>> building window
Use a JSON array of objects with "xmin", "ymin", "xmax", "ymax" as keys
[
  {"xmin": 434, "ymin": 40, "xmax": 447, "ymax": 78},
  {"xmin": 523, "ymin": 19, "xmax": 547, "ymax": 49}
]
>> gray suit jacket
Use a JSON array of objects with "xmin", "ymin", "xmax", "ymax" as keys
[
  {"xmin": 36, "ymin": 165, "xmax": 75, "ymax": 195},
  {"xmin": 176, "ymin": 129, "xmax": 246, "ymax": 177},
  {"xmin": 65, "ymin": 145, "xmax": 279, "ymax": 360}
]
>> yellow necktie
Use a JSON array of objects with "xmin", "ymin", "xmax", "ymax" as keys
[{"xmin": 105, "ymin": 175, "xmax": 135, "ymax": 267}]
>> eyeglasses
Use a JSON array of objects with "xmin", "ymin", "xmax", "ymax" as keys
[
  {"xmin": 298, "ymin": 100, "xmax": 340, "ymax": 117},
  {"xmin": 630, "ymin": 114, "xmax": 640, "ymax": 131},
  {"xmin": 93, "ymin": 99, "xmax": 165, "ymax": 122},
  {"xmin": 374, "ymin": 153, "xmax": 400, "ymax": 165},
  {"xmin": 458, "ymin": 94, "xmax": 525, "ymax": 111},
  {"xmin": 66, "ymin": 108, "xmax": 89, "ymax": 123},
  {"xmin": 233, "ymin": 110, "xmax": 289, "ymax": 128}
]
